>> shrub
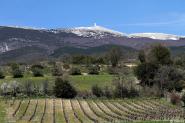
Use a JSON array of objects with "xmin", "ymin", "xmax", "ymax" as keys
[
  {"xmin": 12, "ymin": 69, "xmax": 23, "ymax": 78},
  {"xmin": 24, "ymin": 81, "xmax": 34, "ymax": 96},
  {"xmin": 88, "ymin": 65, "xmax": 99, "ymax": 75},
  {"xmin": 31, "ymin": 64, "xmax": 44, "ymax": 69},
  {"xmin": 70, "ymin": 67, "xmax": 81, "ymax": 75},
  {"xmin": 52, "ymin": 66, "xmax": 63, "ymax": 76},
  {"xmin": 91, "ymin": 84, "xmax": 103, "ymax": 97},
  {"xmin": 10, "ymin": 81, "xmax": 20, "ymax": 97},
  {"xmin": 32, "ymin": 67, "xmax": 44, "ymax": 77},
  {"xmin": 63, "ymin": 64, "xmax": 70, "ymax": 70},
  {"xmin": 42, "ymin": 81, "xmax": 49, "ymax": 96},
  {"xmin": 181, "ymin": 93, "xmax": 185, "ymax": 106},
  {"xmin": 170, "ymin": 92, "xmax": 181, "ymax": 105},
  {"xmin": 0, "ymin": 69, "xmax": 5, "ymax": 79},
  {"xmin": 107, "ymin": 67, "xmax": 118, "ymax": 75},
  {"xmin": 104, "ymin": 86, "xmax": 112, "ymax": 98},
  {"xmin": 0, "ymin": 83, "xmax": 8, "ymax": 96},
  {"xmin": 108, "ymin": 47, "xmax": 122, "ymax": 67},
  {"xmin": 54, "ymin": 78, "xmax": 77, "ymax": 98},
  {"xmin": 128, "ymin": 88, "xmax": 139, "ymax": 98},
  {"xmin": 114, "ymin": 82, "xmax": 129, "ymax": 98},
  {"xmin": 77, "ymin": 91, "xmax": 93, "ymax": 99}
]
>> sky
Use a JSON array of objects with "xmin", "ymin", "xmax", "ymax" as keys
[{"xmin": 1, "ymin": 0, "xmax": 185, "ymax": 35}]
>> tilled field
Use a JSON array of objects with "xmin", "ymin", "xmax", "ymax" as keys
[{"xmin": 4, "ymin": 98, "xmax": 185, "ymax": 123}]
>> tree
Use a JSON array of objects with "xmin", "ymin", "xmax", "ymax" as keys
[
  {"xmin": 0, "ymin": 83, "xmax": 8, "ymax": 96},
  {"xmin": 134, "ymin": 63, "xmax": 158, "ymax": 86},
  {"xmin": 10, "ymin": 81, "xmax": 20, "ymax": 97},
  {"xmin": 11, "ymin": 63, "xmax": 23, "ymax": 78},
  {"xmin": 88, "ymin": 65, "xmax": 99, "ymax": 75},
  {"xmin": 52, "ymin": 64, "xmax": 63, "ymax": 76},
  {"xmin": 24, "ymin": 81, "xmax": 33, "ymax": 96},
  {"xmin": 11, "ymin": 63, "xmax": 19, "ymax": 71},
  {"xmin": 70, "ymin": 67, "xmax": 81, "ymax": 75},
  {"xmin": 0, "ymin": 69, "xmax": 5, "ymax": 79},
  {"xmin": 32, "ymin": 67, "xmax": 44, "ymax": 77},
  {"xmin": 109, "ymin": 47, "xmax": 122, "ymax": 67},
  {"xmin": 138, "ymin": 50, "xmax": 146, "ymax": 63},
  {"xmin": 148, "ymin": 44, "xmax": 172, "ymax": 65},
  {"xmin": 154, "ymin": 66, "xmax": 185, "ymax": 92},
  {"xmin": 91, "ymin": 84, "xmax": 103, "ymax": 97},
  {"xmin": 12, "ymin": 68, "xmax": 23, "ymax": 78},
  {"xmin": 42, "ymin": 80, "xmax": 49, "ymax": 96},
  {"xmin": 114, "ymin": 82, "xmax": 129, "ymax": 98},
  {"xmin": 104, "ymin": 86, "xmax": 112, "ymax": 98},
  {"xmin": 54, "ymin": 78, "xmax": 77, "ymax": 98}
]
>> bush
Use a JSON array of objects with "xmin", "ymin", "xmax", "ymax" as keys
[
  {"xmin": 54, "ymin": 78, "xmax": 77, "ymax": 98},
  {"xmin": 104, "ymin": 86, "xmax": 112, "ymax": 98},
  {"xmin": 107, "ymin": 67, "xmax": 118, "ymax": 75},
  {"xmin": 0, "ymin": 69, "xmax": 5, "ymax": 79},
  {"xmin": 77, "ymin": 91, "xmax": 93, "ymax": 99},
  {"xmin": 181, "ymin": 93, "xmax": 185, "ymax": 106},
  {"xmin": 91, "ymin": 84, "xmax": 103, "ymax": 97},
  {"xmin": 114, "ymin": 82, "xmax": 129, "ymax": 98},
  {"xmin": 63, "ymin": 64, "xmax": 70, "ymax": 70},
  {"xmin": 170, "ymin": 92, "xmax": 181, "ymax": 105},
  {"xmin": 32, "ymin": 67, "xmax": 44, "ymax": 77},
  {"xmin": 13, "ymin": 69, "xmax": 23, "ymax": 78},
  {"xmin": 52, "ymin": 66, "xmax": 63, "ymax": 76},
  {"xmin": 128, "ymin": 88, "xmax": 139, "ymax": 98},
  {"xmin": 31, "ymin": 64, "xmax": 44, "ymax": 69},
  {"xmin": 88, "ymin": 65, "xmax": 99, "ymax": 75},
  {"xmin": 24, "ymin": 81, "xmax": 34, "ymax": 96},
  {"xmin": 42, "ymin": 81, "xmax": 49, "ymax": 96},
  {"xmin": 70, "ymin": 67, "xmax": 81, "ymax": 75}
]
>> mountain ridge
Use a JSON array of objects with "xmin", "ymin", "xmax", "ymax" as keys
[{"xmin": 0, "ymin": 25, "xmax": 185, "ymax": 63}]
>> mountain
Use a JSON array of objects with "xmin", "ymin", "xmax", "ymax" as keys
[
  {"xmin": 51, "ymin": 44, "xmax": 137, "ymax": 58},
  {"xmin": 0, "ymin": 25, "xmax": 185, "ymax": 63},
  {"xmin": 129, "ymin": 33, "xmax": 182, "ymax": 40}
]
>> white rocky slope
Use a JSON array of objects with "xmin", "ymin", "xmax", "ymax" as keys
[
  {"xmin": 61, "ymin": 24, "xmax": 125, "ymax": 39},
  {"xmin": 129, "ymin": 33, "xmax": 183, "ymax": 40}
]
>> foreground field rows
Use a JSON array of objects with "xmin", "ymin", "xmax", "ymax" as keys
[{"xmin": 4, "ymin": 98, "xmax": 185, "ymax": 123}]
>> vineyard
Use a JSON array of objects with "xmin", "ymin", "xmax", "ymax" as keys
[{"xmin": 3, "ymin": 98, "xmax": 185, "ymax": 123}]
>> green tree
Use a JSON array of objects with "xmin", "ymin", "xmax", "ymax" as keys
[
  {"xmin": 42, "ymin": 80, "xmax": 49, "ymax": 96},
  {"xmin": 52, "ymin": 64, "xmax": 63, "ymax": 76},
  {"xmin": 11, "ymin": 63, "xmax": 23, "ymax": 78},
  {"xmin": 138, "ymin": 50, "xmax": 146, "ymax": 63},
  {"xmin": 88, "ymin": 65, "xmax": 99, "ymax": 75},
  {"xmin": 114, "ymin": 82, "xmax": 129, "ymax": 98},
  {"xmin": 32, "ymin": 67, "xmax": 44, "ymax": 77},
  {"xmin": 109, "ymin": 47, "xmax": 122, "ymax": 67},
  {"xmin": 70, "ymin": 67, "xmax": 81, "ymax": 75},
  {"xmin": 0, "ymin": 69, "xmax": 5, "ymax": 79},
  {"xmin": 54, "ymin": 78, "xmax": 77, "ymax": 98},
  {"xmin": 12, "ymin": 68, "xmax": 23, "ymax": 78},
  {"xmin": 134, "ymin": 63, "xmax": 158, "ymax": 86},
  {"xmin": 154, "ymin": 66, "xmax": 185, "ymax": 92},
  {"xmin": 148, "ymin": 44, "xmax": 172, "ymax": 65}
]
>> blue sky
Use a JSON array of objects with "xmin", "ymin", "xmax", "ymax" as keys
[{"xmin": 0, "ymin": 0, "xmax": 185, "ymax": 35}]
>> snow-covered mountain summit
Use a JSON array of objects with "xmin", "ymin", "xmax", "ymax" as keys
[
  {"xmin": 129, "ymin": 33, "xmax": 183, "ymax": 40},
  {"xmin": 61, "ymin": 23, "xmax": 125, "ymax": 39}
]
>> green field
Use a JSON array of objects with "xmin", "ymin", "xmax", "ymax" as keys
[
  {"xmin": 70, "ymin": 75, "xmax": 114, "ymax": 91},
  {"xmin": 0, "ymin": 74, "xmax": 115, "ymax": 91}
]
